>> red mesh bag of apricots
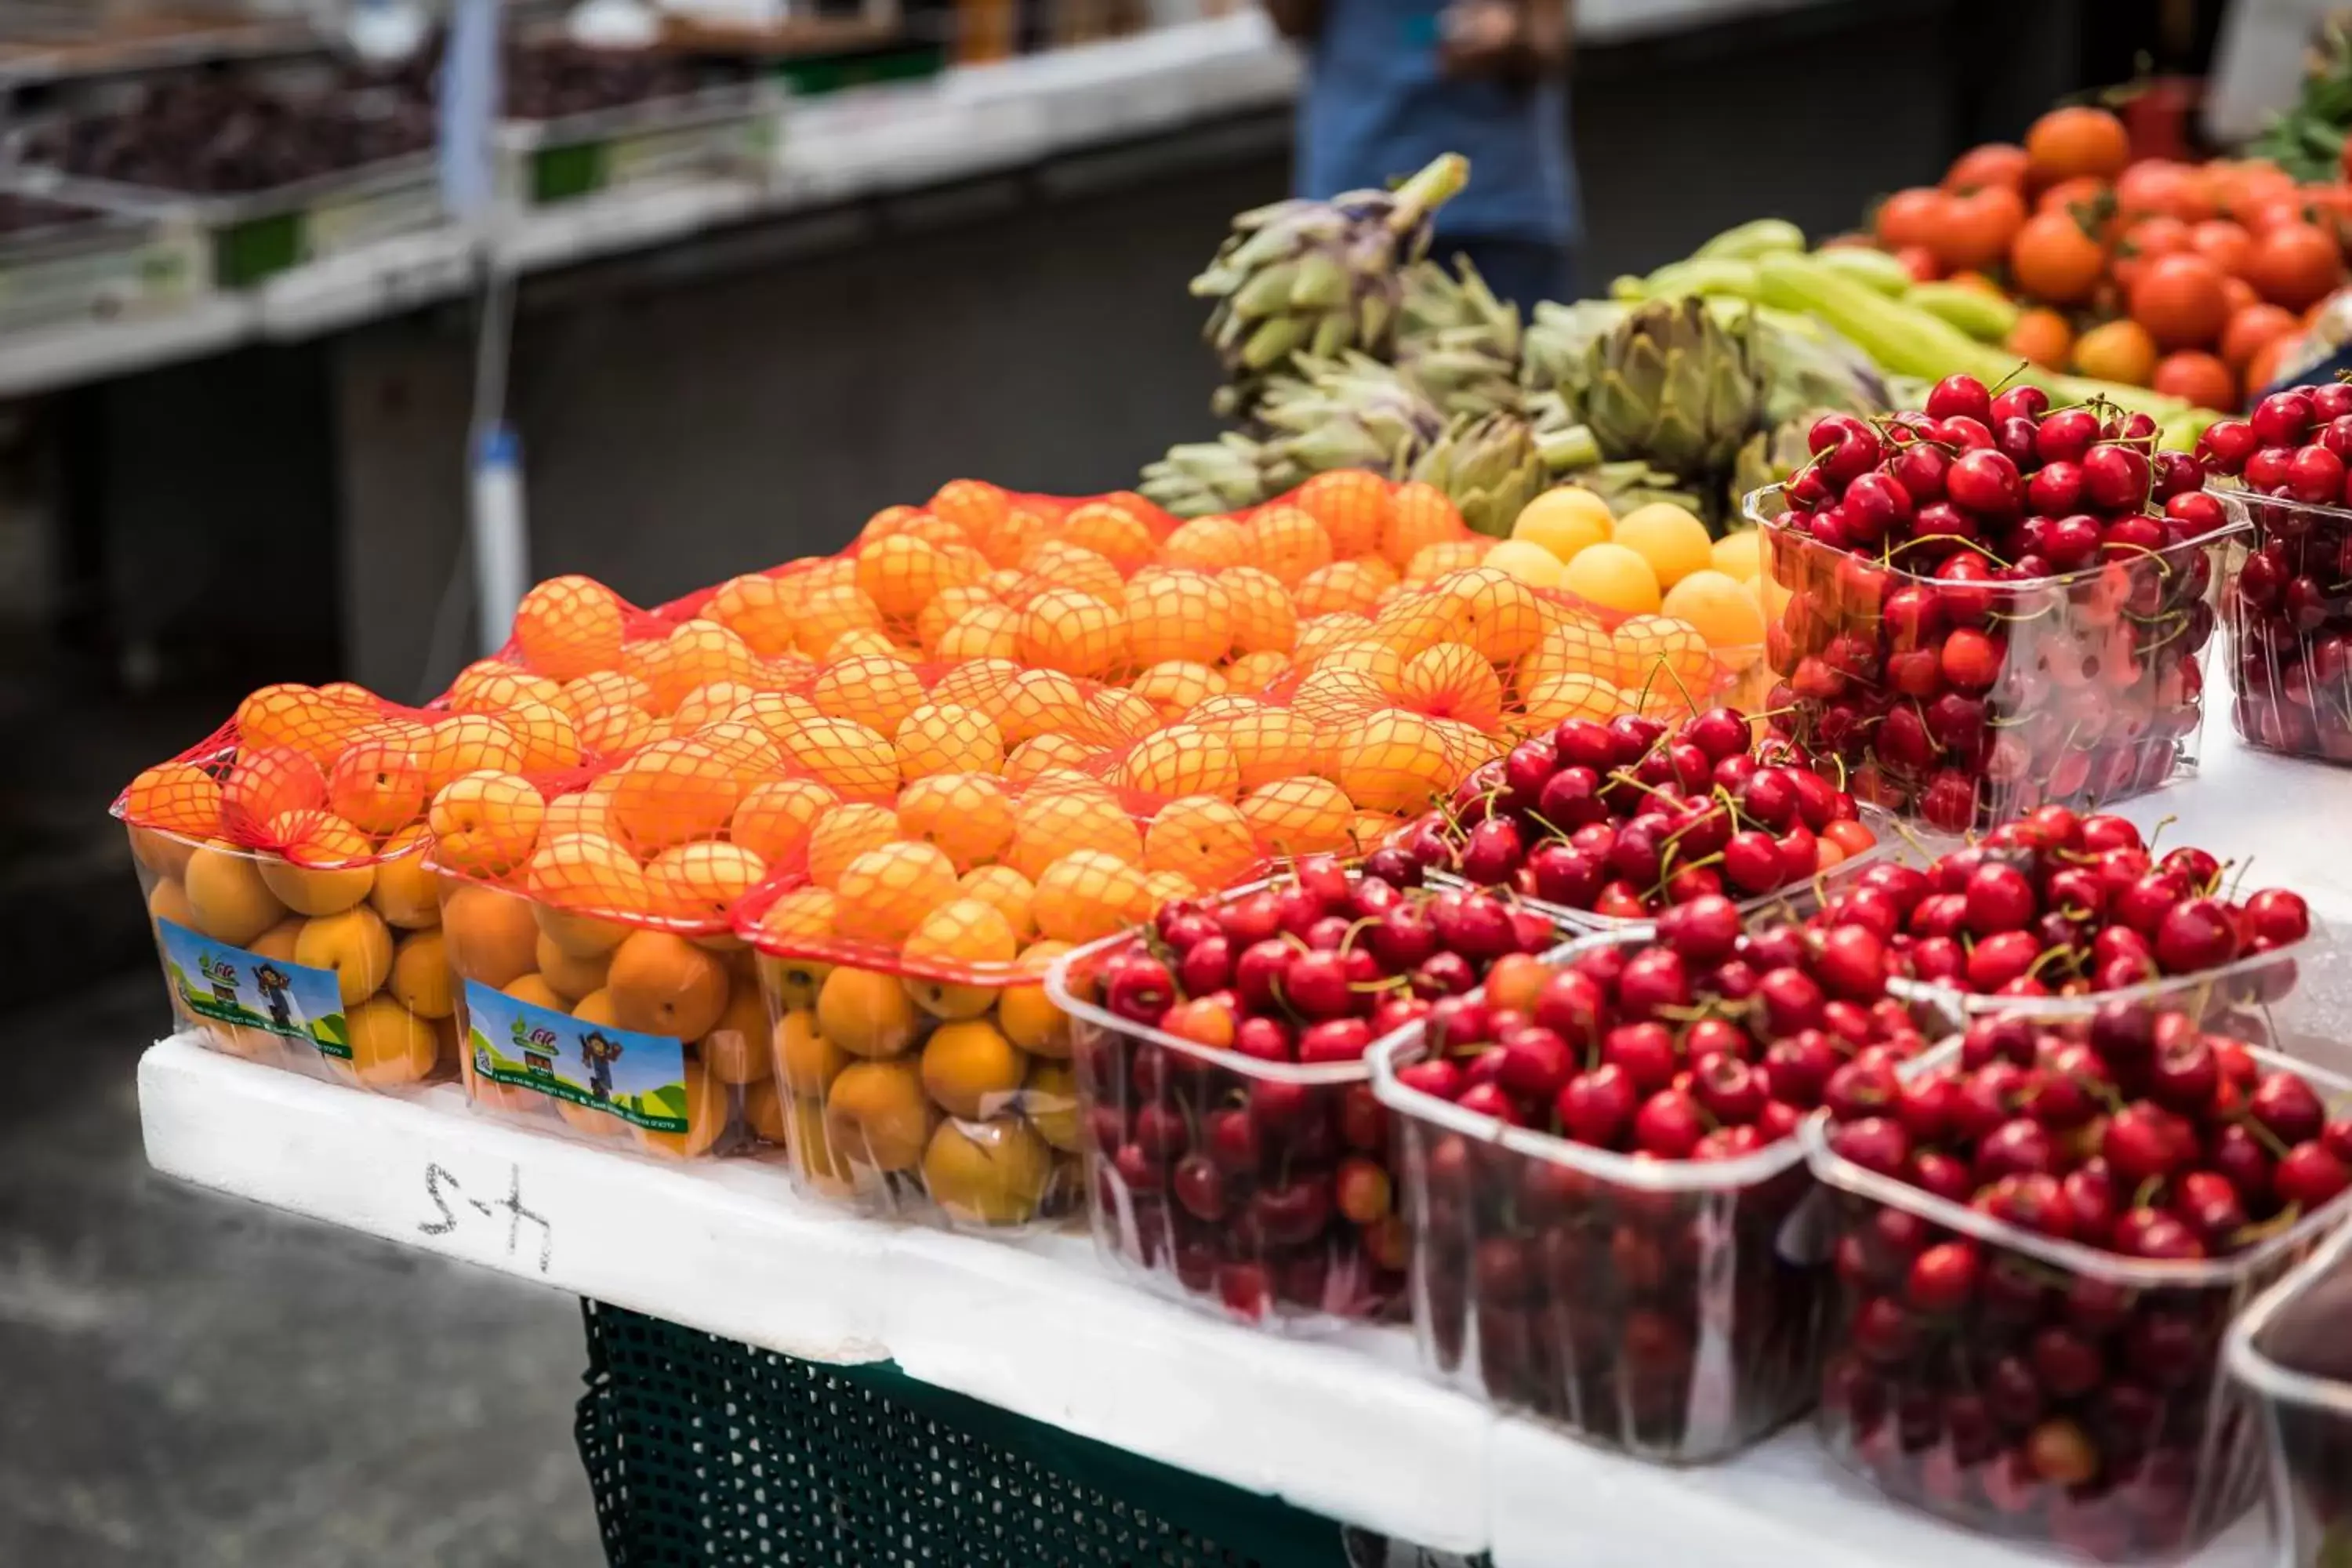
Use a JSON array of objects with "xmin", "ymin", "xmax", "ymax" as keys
[{"xmin": 114, "ymin": 681, "xmax": 488, "ymax": 1094}]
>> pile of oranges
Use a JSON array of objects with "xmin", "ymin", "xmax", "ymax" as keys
[
  {"xmin": 1869, "ymin": 104, "xmax": 2349, "ymax": 408},
  {"xmin": 115, "ymin": 469, "xmax": 1752, "ymax": 1224}
]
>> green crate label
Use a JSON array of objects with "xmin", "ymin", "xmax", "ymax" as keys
[
  {"xmin": 158, "ymin": 917, "xmax": 352, "ymax": 1058},
  {"xmin": 307, "ymin": 181, "xmax": 442, "ymax": 260},
  {"xmin": 607, "ymin": 122, "xmax": 749, "ymax": 187},
  {"xmin": 0, "ymin": 239, "xmax": 197, "ymax": 328},
  {"xmin": 464, "ymin": 980, "xmax": 688, "ymax": 1132}
]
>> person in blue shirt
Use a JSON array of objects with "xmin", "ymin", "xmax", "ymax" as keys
[{"xmin": 1272, "ymin": 0, "xmax": 1578, "ymax": 315}]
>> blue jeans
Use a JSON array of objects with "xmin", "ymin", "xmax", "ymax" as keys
[{"xmin": 1440, "ymin": 236, "xmax": 1577, "ymax": 317}]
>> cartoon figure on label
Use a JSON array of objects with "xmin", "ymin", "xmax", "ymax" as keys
[
  {"xmin": 580, "ymin": 1030, "xmax": 623, "ymax": 1102},
  {"xmin": 206, "ymin": 956, "xmax": 241, "ymax": 1011},
  {"xmin": 253, "ymin": 964, "xmax": 296, "ymax": 1033}
]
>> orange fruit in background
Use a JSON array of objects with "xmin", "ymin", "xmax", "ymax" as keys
[
  {"xmin": 916, "ymin": 583, "xmax": 998, "ymax": 652},
  {"xmin": 773, "ymin": 1007, "xmax": 847, "ymax": 1096},
  {"xmin": 606, "ymin": 930, "xmax": 731, "ymax": 1039},
  {"xmin": 776, "ymin": 716, "xmax": 898, "ymax": 804},
  {"xmin": 1123, "ymin": 568, "xmax": 1233, "ymax": 666},
  {"xmin": 419, "ymin": 713, "xmax": 526, "ymax": 793},
  {"xmin": 440, "ymin": 883, "xmax": 541, "ymax": 986},
  {"xmin": 2247, "ymin": 221, "xmax": 2345, "ymax": 310},
  {"xmin": 2187, "ymin": 219, "xmax": 2254, "ymax": 278},
  {"xmin": 429, "ymin": 769, "xmax": 546, "ymax": 879},
  {"xmin": 1931, "ymin": 183, "xmax": 2026, "ymax": 272},
  {"xmin": 1295, "ymin": 470, "xmax": 1392, "ymax": 557},
  {"xmin": 183, "ymin": 841, "xmax": 289, "ymax": 946},
  {"xmin": 2036, "ymin": 175, "xmax": 2111, "ymax": 218},
  {"xmin": 1018, "ymin": 540, "xmax": 1125, "ymax": 606},
  {"xmin": 633, "ymin": 1062, "xmax": 731, "ymax": 1160},
  {"xmin": 956, "ymin": 866, "xmax": 1036, "ymax": 941},
  {"xmin": 237, "ymin": 683, "xmax": 363, "ymax": 767},
  {"xmin": 855, "ymin": 532, "xmax": 984, "ymax": 622},
  {"xmin": 1398, "ymin": 641, "xmax": 1504, "ymax": 732},
  {"xmin": 1219, "ymin": 565, "xmax": 1298, "ymax": 656},
  {"xmin": 575, "ymin": 703, "xmax": 660, "ymax": 758},
  {"xmin": 670, "ymin": 681, "xmax": 759, "ymax": 734},
  {"xmin": 2111, "ymin": 215, "xmax": 2189, "ymax": 292},
  {"xmin": 1061, "ymin": 500, "xmax": 1157, "ymax": 574},
  {"xmin": 2221, "ymin": 302, "xmax": 2300, "ymax": 373},
  {"xmin": 2025, "ymin": 106, "xmax": 2129, "ymax": 187},
  {"xmin": 1161, "ymin": 515, "xmax": 1249, "ymax": 571},
  {"xmin": 699, "ymin": 979, "xmax": 773, "ymax": 1086},
  {"xmin": 804, "ymin": 803, "xmax": 905, "ymax": 891},
  {"xmin": 1007, "ymin": 789, "xmax": 1141, "ymax": 880},
  {"xmin": 370, "ymin": 824, "xmax": 443, "ymax": 930},
  {"xmin": 294, "ymin": 904, "xmax": 394, "ymax": 1007},
  {"xmin": 1116, "ymin": 724, "xmax": 1241, "ymax": 800},
  {"xmin": 1615, "ymin": 615, "xmax": 1717, "ymax": 698},
  {"xmin": 1016, "ymin": 588, "xmax": 1125, "ymax": 679},
  {"xmin": 1661, "ymin": 571, "xmax": 1767, "ymax": 654},
  {"xmin": 1002, "ymin": 734, "xmax": 1098, "ymax": 784},
  {"xmin": 1238, "ymin": 775, "xmax": 1353, "ymax": 856},
  {"xmin": 731, "ymin": 778, "xmax": 839, "ymax": 867},
  {"xmin": 1244, "ymin": 505, "xmax": 1335, "ymax": 587},
  {"xmin": 2245, "ymin": 333, "xmax": 2296, "ymax": 395},
  {"xmin": 1142, "ymin": 795, "xmax": 1260, "ymax": 890},
  {"xmin": 935, "ymin": 604, "xmax": 1022, "ymax": 663},
  {"xmin": 2071, "ymin": 318, "xmax": 2159, "ymax": 386},
  {"xmin": 928, "ymin": 479, "xmax": 1010, "ymax": 536},
  {"xmin": 1381, "ymin": 481, "xmax": 1467, "ymax": 568},
  {"xmin": 789, "ymin": 582, "xmax": 886, "ymax": 662},
  {"xmin": 1225, "ymin": 650, "xmax": 1290, "ymax": 691},
  {"xmin": 896, "ymin": 772, "xmax": 1016, "ymax": 870},
  {"xmin": 919, "ymin": 1018, "xmax": 1029, "ymax": 1122},
  {"xmin": 345, "ymin": 995, "xmax": 438, "ymax": 1088},
  {"xmin": 2006, "ymin": 307, "xmax": 2074, "ymax": 369},
  {"xmin": 525, "ymin": 834, "xmax": 651, "ymax": 935},
  {"xmin": 895, "ymin": 701, "xmax": 1004, "ymax": 781},
  {"xmin": 816, "ymin": 966, "xmax": 920, "ymax": 1062},
  {"xmin": 222, "ymin": 745, "xmax": 327, "ymax": 844},
  {"xmin": 833, "ymin": 841, "xmax": 960, "ymax": 946},
  {"xmin": 703, "ymin": 572, "xmax": 803, "ymax": 656},
  {"xmin": 825, "ymin": 1059, "xmax": 934, "ymax": 1171},
  {"xmin": 500, "ymin": 699, "xmax": 582, "ymax": 772},
  {"xmin": 452, "ymin": 666, "xmax": 564, "ymax": 716},
  {"xmin": 1331, "ymin": 708, "xmax": 1459, "ymax": 815},
  {"xmin": 513, "ymin": 575, "xmax": 628, "ymax": 681},
  {"xmin": 1944, "ymin": 142, "xmax": 2027, "ymax": 193},
  {"xmin": 1431, "ymin": 567, "xmax": 1547, "ymax": 662},
  {"xmin": 2009, "ymin": 211, "xmax": 2106, "ymax": 304},
  {"xmin": 259, "ymin": 812, "xmax": 376, "ymax": 916},
  {"xmin": 809, "ymin": 654, "xmax": 927, "ymax": 736},
  {"xmin": 393, "ymin": 930, "xmax": 458, "ymax": 1017},
  {"xmin": 556, "ymin": 670, "xmax": 655, "ymax": 722},
  {"xmin": 1294, "ymin": 559, "xmax": 1394, "ymax": 618},
  {"xmin": 2151, "ymin": 350, "xmax": 2237, "ymax": 411},
  {"xmin": 1519, "ymin": 671, "xmax": 1623, "ymax": 728},
  {"xmin": 2129, "ymin": 252, "xmax": 2230, "ymax": 350},
  {"xmin": 1875, "ymin": 187, "xmax": 1949, "ymax": 249},
  {"xmin": 533, "ymin": 931, "xmax": 609, "ymax": 1002},
  {"xmin": 1031, "ymin": 849, "xmax": 1152, "ymax": 945},
  {"xmin": 327, "ymin": 728, "xmax": 428, "ymax": 834},
  {"xmin": 1127, "ymin": 660, "xmax": 1229, "ymax": 719},
  {"xmin": 644, "ymin": 841, "xmax": 768, "ymax": 926},
  {"xmin": 123, "ymin": 761, "xmax": 224, "ymax": 842}
]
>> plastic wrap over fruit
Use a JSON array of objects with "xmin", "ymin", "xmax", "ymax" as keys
[
  {"xmin": 2216, "ymin": 487, "xmax": 2352, "ymax": 763},
  {"xmin": 114, "ymin": 683, "xmax": 467, "ymax": 1093},
  {"xmin": 1751, "ymin": 485, "xmax": 2234, "ymax": 833},
  {"xmin": 1807, "ymin": 1026, "xmax": 2352, "ymax": 1562}
]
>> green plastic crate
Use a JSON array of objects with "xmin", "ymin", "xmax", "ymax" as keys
[{"xmin": 573, "ymin": 1301, "xmax": 1475, "ymax": 1566}]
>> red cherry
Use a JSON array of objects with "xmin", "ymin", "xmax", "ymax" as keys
[
  {"xmin": 2277, "ymin": 1142, "xmax": 2352, "ymax": 1211},
  {"xmin": 1632, "ymin": 1089, "xmax": 1706, "ymax": 1157},
  {"xmin": 1946, "ymin": 449, "xmax": 2024, "ymax": 515},
  {"xmin": 1555, "ymin": 1064, "xmax": 1636, "ymax": 1146}
]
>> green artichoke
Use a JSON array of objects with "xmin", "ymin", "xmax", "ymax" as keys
[
  {"xmin": 1560, "ymin": 459, "xmax": 1709, "ymax": 523},
  {"xmin": 1410, "ymin": 411, "xmax": 1595, "ymax": 538},
  {"xmin": 1730, "ymin": 408, "xmax": 1837, "ymax": 521},
  {"xmin": 1396, "ymin": 256, "xmax": 1524, "ymax": 419},
  {"xmin": 1139, "ymin": 432, "xmax": 1279, "ymax": 518},
  {"xmin": 1748, "ymin": 310, "xmax": 1889, "ymax": 426},
  {"xmin": 1580, "ymin": 296, "xmax": 1764, "ymax": 479},
  {"xmin": 1519, "ymin": 298, "xmax": 1627, "ymax": 407},
  {"xmin": 1192, "ymin": 154, "xmax": 1469, "ymax": 419}
]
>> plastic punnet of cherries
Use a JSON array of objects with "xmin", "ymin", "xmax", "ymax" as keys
[
  {"xmin": 2196, "ymin": 383, "xmax": 2352, "ymax": 763},
  {"xmin": 1760, "ymin": 374, "xmax": 2230, "ymax": 833},
  {"xmin": 1813, "ymin": 997, "xmax": 2352, "ymax": 1560},
  {"xmin": 1385, "ymin": 704, "xmax": 1879, "ymax": 920},
  {"xmin": 1822, "ymin": 804, "xmax": 2314, "ymax": 1006},
  {"xmin": 1077, "ymin": 855, "xmax": 1560, "ymax": 1323}
]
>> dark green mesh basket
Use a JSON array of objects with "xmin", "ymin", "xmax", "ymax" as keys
[{"xmin": 574, "ymin": 1300, "xmax": 1475, "ymax": 1567}]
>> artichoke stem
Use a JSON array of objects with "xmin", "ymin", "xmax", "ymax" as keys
[{"xmin": 1386, "ymin": 154, "xmax": 1471, "ymax": 234}]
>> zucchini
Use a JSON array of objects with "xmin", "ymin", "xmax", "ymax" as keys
[
  {"xmin": 1692, "ymin": 218, "xmax": 1806, "ymax": 262},
  {"xmin": 1907, "ymin": 282, "xmax": 2020, "ymax": 344},
  {"xmin": 1631, "ymin": 257, "xmax": 1759, "ymax": 301},
  {"xmin": 1812, "ymin": 246, "xmax": 1916, "ymax": 297}
]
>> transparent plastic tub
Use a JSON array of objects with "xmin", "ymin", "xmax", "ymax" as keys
[
  {"xmin": 127, "ymin": 827, "xmax": 456, "ymax": 1093},
  {"xmin": 1805, "ymin": 1038, "xmax": 2352, "ymax": 1561},
  {"xmin": 1885, "ymin": 914, "xmax": 2328, "ymax": 1047},
  {"xmin": 2227, "ymin": 1220, "xmax": 2352, "ymax": 1568},
  {"xmin": 1043, "ymin": 868, "xmax": 1535, "ymax": 1333},
  {"xmin": 2218, "ymin": 485, "xmax": 2352, "ymax": 764},
  {"xmin": 1749, "ymin": 486, "xmax": 2237, "ymax": 834},
  {"xmin": 432, "ymin": 873, "xmax": 764, "ymax": 1161},
  {"xmin": 735, "ymin": 877, "xmax": 1084, "ymax": 1232}
]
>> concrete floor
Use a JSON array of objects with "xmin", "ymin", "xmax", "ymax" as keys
[{"xmin": 0, "ymin": 973, "xmax": 603, "ymax": 1568}]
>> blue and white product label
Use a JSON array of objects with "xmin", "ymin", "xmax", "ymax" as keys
[
  {"xmin": 463, "ymin": 980, "xmax": 688, "ymax": 1133},
  {"xmin": 158, "ymin": 917, "xmax": 352, "ymax": 1058}
]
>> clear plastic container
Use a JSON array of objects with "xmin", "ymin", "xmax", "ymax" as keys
[
  {"xmin": 1370, "ymin": 953, "xmax": 1850, "ymax": 1463},
  {"xmin": 1748, "ymin": 487, "xmax": 2237, "ymax": 834},
  {"xmin": 1047, "ymin": 907, "xmax": 1430, "ymax": 1334},
  {"xmin": 2217, "ymin": 486, "xmax": 2352, "ymax": 764},
  {"xmin": 2227, "ymin": 1220, "xmax": 2352, "ymax": 1568},
  {"xmin": 126, "ymin": 827, "xmax": 456, "ymax": 1093},
  {"xmin": 433, "ymin": 874, "xmax": 762, "ymax": 1161},
  {"xmin": 1805, "ymin": 1038, "xmax": 2352, "ymax": 1561},
  {"xmin": 1885, "ymin": 914, "xmax": 2327, "ymax": 1047},
  {"xmin": 735, "ymin": 877, "xmax": 1084, "ymax": 1232}
]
